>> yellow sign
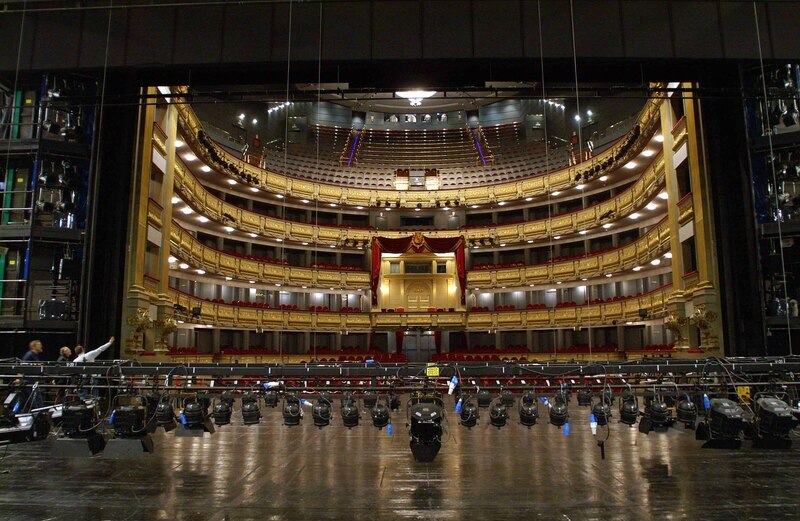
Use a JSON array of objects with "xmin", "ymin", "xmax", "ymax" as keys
[
  {"xmin": 426, "ymin": 364, "xmax": 439, "ymax": 377},
  {"xmin": 736, "ymin": 386, "xmax": 751, "ymax": 405}
]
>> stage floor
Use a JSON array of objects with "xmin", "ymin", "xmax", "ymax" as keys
[{"xmin": 1, "ymin": 399, "xmax": 799, "ymax": 521}]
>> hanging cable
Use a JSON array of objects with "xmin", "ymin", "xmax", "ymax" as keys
[
  {"xmin": 311, "ymin": 1, "xmax": 323, "ymax": 362},
  {"xmin": 753, "ymin": 1, "xmax": 793, "ymax": 355}
]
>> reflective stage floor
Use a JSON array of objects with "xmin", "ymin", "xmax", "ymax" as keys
[{"xmin": 1, "ymin": 399, "xmax": 799, "ymax": 521}]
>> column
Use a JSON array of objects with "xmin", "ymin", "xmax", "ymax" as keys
[
  {"xmin": 121, "ymin": 87, "xmax": 157, "ymax": 355},
  {"xmin": 682, "ymin": 82, "xmax": 722, "ymax": 352},
  {"xmin": 659, "ymin": 97, "xmax": 691, "ymax": 349}
]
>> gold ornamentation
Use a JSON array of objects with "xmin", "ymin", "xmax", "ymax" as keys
[
  {"xmin": 153, "ymin": 316, "xmax": 178, "ymax": 353},
  {"xmin": 125, "ymin": 308, "xmax": 152, "ymax": 354},
  {"xmin": 689, "ymin": 304, "xmax": 718, "ymax": 350},
  {"xmin": 664, "ymin": 313, "xmax": 688, "ymax": 346}
]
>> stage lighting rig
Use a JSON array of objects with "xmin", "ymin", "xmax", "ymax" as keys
[
  {"xmin": 362, "ymin": 392, "xmax": 378, "ymax": 409},
  {"xmin": 312, "ymin": 395, "xmax": 333, "ymax": 428},
  {"xmin": 753, "ymin": 396, "xmax": 797, "ymax": 444},
  {"xmin": 109, "ymin": 396, "xmax": 148, "ymax": 438},
  {"xmin": 577, "ymin": 389, "xmax": 592, "ymax": 407},
  {"xmin": 179, "ymin": 397, "xmax": 215, "ymax": 435},
  {"xmin": 155, "ymin": 396, "xmax": 177, "ymax": 431},
  {"xmin": 264, "ymin": 389, "xmax": 279, "ymax": 408},
  {"xmin": 548, "ymin": 393, "xmax": 569, "ymax": 428},
  {"xmin": 519, "ymin": 392, "xmax": 539, "ymax": 427},
  {"xmin": 696, "ymin": 398, "xmax": 746, "ymax": 445},
  {"xmin": 341, "ymin": 394, "xmax": 360, "ymax": 429},
  {"xmin": 371, "ymin": 398, "xmax": 391, "ymax": 429},
  {"xmin": 639, "ymin": 394, "xmax": 670, "ymax": 434},
  {"xmin": 212, "ymin": 393, "xmax": 233, "ymax": 426},
  {"xmin": 477, "ymin": 389, "xmax": 493, "ymax": 408},
  {"xmin": 500, "ymin": 390, "xmax": 514, "ymax": 408},
  {"xmin": 489, "ymin": 399, "xmax": 509, "ymax": 428},
  {"xmin": 283, "ymin": 394, "xmax": 302, "ymax": 426},
  {"xmin": 407, "ymin": 392, "xmax": 444, "ymax": 463},
  {"xmin": 55, "ymin": 397, "xmax": 106, "ymax": 456},
  {"xmin": 592, "ymin": 400, "xmax": 611, "ymax": 427},
  {"xmin": 619, "ymin": 391, "xmax": 640, "ymax": 426},
  {"xmin": 676, "ymin": 395, "xmax": 698, "ymax": 428},
  {"xmin": 459, "ymin": 396, "xmax": 479, "ymax": 428},
  {"xmin": 241, "ymin": 392, "xmax": 262, "ymax": 425}
]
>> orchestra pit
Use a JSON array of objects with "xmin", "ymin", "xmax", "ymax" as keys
[{"xmin": 1, "ymin": 1, "xmax": 800, "ymax": 520}]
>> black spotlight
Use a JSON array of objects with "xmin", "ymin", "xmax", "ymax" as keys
[
  {"xmin": 500, "ymin": 391, "xmax": 515, "ymax": 408},
  {"xmin": 703, "ymin": 398, "xmax": 745, "ymax": 441},
  {"xmin": 283, "ymin": 394, "xmax": 302, "ymax": 426},
  {"xmin": 619, "ymin": 394, "xmax": 640, "ymax": 426},
  {"xmin": 182, "ymin": 399, "xmax": 207, "ymax": 429},
  {"xmin": 549, "ymin": 394, "xmax": 569, "ymax": 427},
  {"xmin": 459, "ymin": 397, "xmax": 479, "ymax": 428},
  {"xmin": 639, "ymin": 398, "xmax": 670, "ymax": 434},
  {"xmin": 110, "ymin": 401, "xmax": 147, "ymax": 438},
  {"xmin": 490, "ymin": 401, "xmax": 509, "ymax": 428},
  {"xmin": 362, "ymin": 393, "xmax": 378, "ymax": 409},
  {"xmin": 408, "ymin": 394, "xmax": 444, "ymax": 462},
  {"xmin": 212, "ymin": 399, "xmax": 233, "ymax": 426},
  {"xmin": 264, "ymin": 390, "xmax": 279, "ymax": 408},
  {"xmin": 592, "ymin": 400, "xmax": 612, "ymax": 426},
  {"xmin": 755, "ymin": 396, "xmax": 797, "ymax": 438},
  {"xmin": 62, "ymin": 400, "xmax": 97, "ymax": 437},
  {"xmin": 312, "ymin": 396, "xmax": 332, "ymax": 428},
  {"xmin": 577, "ymin": 389, "xmax": 592, "ymax": 407},
  {"xmin": 371, "ymin": 400, "xmax": 390, "ymax": 429},
  {"xmin": 241, "ymin": 392, "xmax": 262, "ymax": 425},
  {"xmin": 341, "ymin": 398, "xmax": 360, "ymax": 429},
  {"xmin": 155, "ymin": 396, "xmax": 177, "ymax": 431},
  {"xmin": 519, "ymin": 393, "xmax": 539, "ymax": 427},
  {"xmin": 477, "ymin": 389, "xmax": 493, "ymax": 408},
  {"xmin": 676, "ymin": 396, "xmax": 698, "ymax": 428},
  {"xmin": 389, "ymin": 393, "xmax": 401, "ymax": 411}
]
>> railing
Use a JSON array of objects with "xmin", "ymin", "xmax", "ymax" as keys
[
  {"xmin": 140, "ymin": 276, "xmax": 677, "ymax": 332},
  {"xmin": 146, "ymin": 199, "xmax": 371, "ymax": 290},
  {"xmin": 466, "ymin": 208, "xmax": 687, "ymax": 288},
  {"xmin": 169, "ymin": 85, "xmax": 664, "ymax": 207},
  {"xmin": 155, "ymin": 132, "xmax": 666, "ymax": 246}
]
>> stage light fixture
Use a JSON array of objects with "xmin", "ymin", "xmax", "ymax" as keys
[
  {"xmin": 110, "ymin": 400, "xmax": 147, "ymax": 438},
  {"xmin": 477, "ymin": 389, "xmax": 493, "ymax": 408},
  {"xmin": 408, "ymin": 393, "xmax": 444, "ymax": 462},
  {"xmin": 362, "ymin": 393, "xmax": 378, "ymax": 409},
  {"xmin": 500, "ymin": 391, "xmax": 514, "ymax": 408},
  {"xmin": 519, "ymin": 392, "xmax": 539, "ymax": 427},
  {"xmin": 700, "ymin": 398, "xmax": 746, "ymax": 442},
  {"xmin": 341, "ymin": 396, "xmax": 360, "ymax": 429},
  {"xmin": 264, "ymin": 389, "xmax": 279, "ymax": 408},
  {"xmin": 312, "ymin": 396, "xmax": 332, "ymax": 428},
  {"xmin": 283, "ymin": 394, "xmax": 302, "ymax": 426},
  {"xmin": 371, "ymin": 400, "xmax": 390, "ymax": 429},
  {"xmin": 548, "ymin": 394, "xmax": 569, "ymax": 427},
  {"xmin": 155, "ymin": 396, "xmax": 177, "ymax": 430},
  {"xmin": 459, "ymin": 397, "xmax": 479, "ymax": 428},
  {"xmin": 212, "ymin": 394, "xmax": 233, "ymax": 426},
  {"xmin": 676, "ymin": 396, "xmax": 698, "ymax": 428},
  {"xmin": 755, "ymin": 396, "xmax": 797, "ymax": 438},
  {"xmin": 181, "ymin": 399, "xmax": 209, "ymax": 430},
  {"xmin": 241, "ymin": 392, "xmax": 262, "ymax": 425},
  {"xmin": 619, "ymin": 393, "xmax": 640, "ymax": 426},
  {"xmin": 639, "ymin": 397, "xmax": 670, "ymax": 434},
  {"xmin": 62, "ymin": 400, "xmax": 97, "ymax": 437},
  {"xmin": 577, "ymin": 389, "xmax": 592, "ymax": 407},
  {"xmin": 592, "ymin": 400, "xmax": 611, "ymax": 426},
  {"xmin": 489, "ymin": 400, "xmax": 509, "ymax": 428}
]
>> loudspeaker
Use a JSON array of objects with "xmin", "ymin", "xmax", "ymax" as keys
[
  {"xmin": 38, "ymin": 299, "xmax": 69, "ymax": 320},
  {"xmin": 59, "ymin": 258, "xmax": 81, "ymax": 280},
  {"xmin": 191, "ymin": 307, "xmax": 201, "ymax": 317},
  {"xmin": 638, "ymin": 309, "xmax": 648, "ymax": 319}
]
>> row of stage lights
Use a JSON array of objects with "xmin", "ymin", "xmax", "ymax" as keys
[{"xmin": 52, "ymin": 382, "xmax": 800, "ymax": 462}]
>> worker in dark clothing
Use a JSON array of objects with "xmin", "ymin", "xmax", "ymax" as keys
[{"xmin": 20, "ymin": 340, "xmax": 44, "ymax": 409}]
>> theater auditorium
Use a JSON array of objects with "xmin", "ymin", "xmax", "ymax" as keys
[{"xmin": 1, "ymin": 1, "xmax": 800, "ymax": 520}]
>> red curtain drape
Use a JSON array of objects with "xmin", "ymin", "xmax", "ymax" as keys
[
  {"xmin": 434, "ymin": 330, "xmax": 442, "ymax": 354},
  {"xmin": 371, "ymin": 234, "xmax": 466, "ymax": 305},
  {"xmin": 395, "ymin": 330, "xmax": 404, "ymax": 354}
]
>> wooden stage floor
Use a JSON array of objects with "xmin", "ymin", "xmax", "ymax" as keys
[{"xmin": 1, "ymin": 397, "xmax": 799, "ymax": 521}]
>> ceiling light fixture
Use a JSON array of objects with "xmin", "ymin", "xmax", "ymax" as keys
[
  {"xmin": 395, "ymin": 90, "xmax": 436, "ymax": 106},
  {"xmin": 198, "ymin": 216, "xmax": 209, "ymax": 223},
  {"xmin": 183, "ymin": 153, "xmax": 197, "ymax": 162}
]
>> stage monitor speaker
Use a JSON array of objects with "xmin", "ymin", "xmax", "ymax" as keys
[
  {"xmin": 59, "ymin": 258, "xmax": 81, "ymax": 280},
  {"xmin": 38, "ymin": 299, "xmax": 69, "ymax": 320}
]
